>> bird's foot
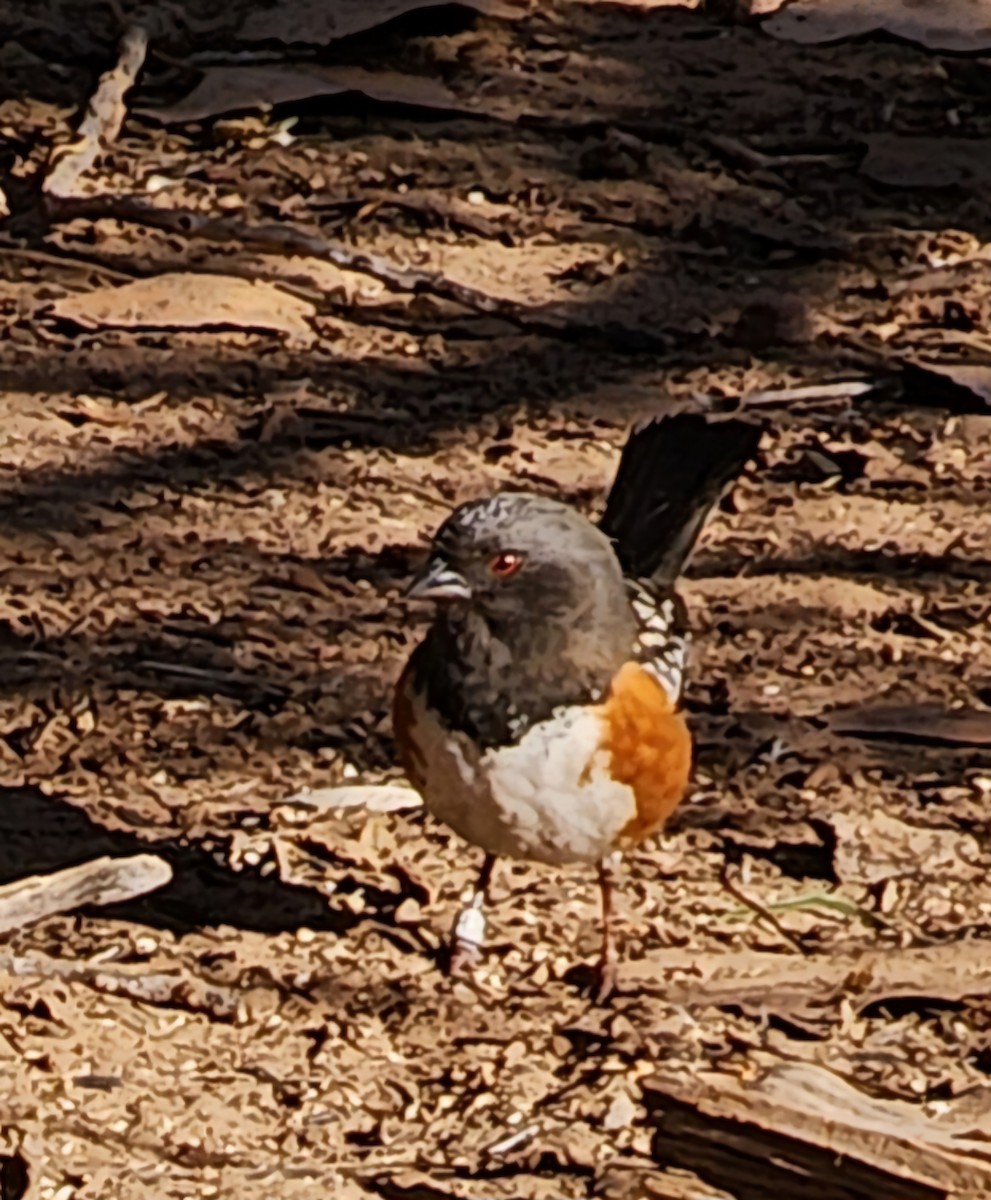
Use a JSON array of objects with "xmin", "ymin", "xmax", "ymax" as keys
[{"xmin": 446, "ymin": 935, "xmax": 484, "ymax": 978}]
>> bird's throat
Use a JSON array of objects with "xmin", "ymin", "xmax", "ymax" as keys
[{"xmin": 417, "ymin": 606, "xmax": 623, "ymax": 749}]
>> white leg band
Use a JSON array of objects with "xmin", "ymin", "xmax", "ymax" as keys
[{"xmin": 454, "ymin": 902, "xmax": 487, "ymax": 947}]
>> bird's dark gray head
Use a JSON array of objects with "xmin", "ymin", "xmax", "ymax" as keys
[
  {"xmin": 409, "ymin": 492, "xmax": 628, "ymax": 626},
  {"xmin": 406, "ymin": 492, "xmax": 640, "ymax": 747}
]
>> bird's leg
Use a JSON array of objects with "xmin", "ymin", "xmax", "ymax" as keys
[
  {"xmin": 447, "ymin": 853, "xmax": 496, "ymax": 978},
  {"xmin": 593, "ymin": 854, "xmax": 621, "ymax": 1003}
]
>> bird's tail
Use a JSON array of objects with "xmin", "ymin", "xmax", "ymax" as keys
[{"xmin": 598, "ymin": 411, "xmax": 763, "ymax": 587}]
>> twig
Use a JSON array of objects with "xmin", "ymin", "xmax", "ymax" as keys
[
  {"xmin": 0, "ymin": 240, "xmax": 136, "ymax": 283},
  {"xmin": 75, "ymin": 200, "xmax": 523, "ymax": 319},
  {"xmin": 725, "ymin": 888, "xmax": 892, "ymax": 933},
  {"xmin": 136, "ymin": 658, "xmax": 271, "ymax": 689},
  {"xmin": 0, "ymin": 951, "xmax": 241, "ymax": 1020},
  {"xmin": 707, "ymin": 133, "xmax": 855, "ymax": 172},
  {"xmin": 43, "ymin": 24, "xmax": 149, "ymax": 201},
  {"xmin": 718, "ymin": 863, "xmax": 810, "ymax": 956},
  {"xmin": 741, "ymin": 380, "xmax": 878, "ymax": 407},
  {"xmin": 0, "ymin": 855, "xmax": 172, "ymax": 936},
  {"xmin": 485, "ymin": 1123, "xmax": 540, "ymax": 1158}
]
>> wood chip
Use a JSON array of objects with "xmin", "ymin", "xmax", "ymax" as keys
[
  {"xmin": 283, "ymin": 785, "xmax": 423, "ymax": 813},
  {"xmin": 622, "ymin": 941, "xmax": 991, "ymax": 1015},
  {"xmin": 0, "ymin": 952, "xmax": 239, "ymax": 1021},
  {"xmin": 827, "ymin": 703, "xmax": 991, "ymax": 747},
  {"xmin": 0, "ymin": 855, "xmax": 172, "ymax": 936},
  {"xmin": 645, "ymin": 1058, "xmax": 991, "ymax": 1198}
]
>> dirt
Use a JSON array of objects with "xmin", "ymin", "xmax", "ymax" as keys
[{"xmin": 1, "ymin": 1, "xmax": 991, "ymax": 1197}]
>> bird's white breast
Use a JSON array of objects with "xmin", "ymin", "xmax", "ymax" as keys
[{"xmin": 403, "ymin": 688, "xmax": 637, "ymax": 865}]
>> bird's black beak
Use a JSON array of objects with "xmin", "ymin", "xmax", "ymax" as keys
[{"xmin": 405, "ymin": 558, "xmax": 472, "ymax": 602}]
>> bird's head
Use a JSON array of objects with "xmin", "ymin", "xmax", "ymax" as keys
[{"xmin": 407, "ymin": 493, "xmax": 630, "ymax": 631}]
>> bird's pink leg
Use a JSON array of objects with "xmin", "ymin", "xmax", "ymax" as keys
[
  {"xmin": 593, "ymin": 856, "xmax": 620, "ymax": 1003},
  {"xmin": 447, "ymin": 853, "xmax": 496, "ymax": 977}
]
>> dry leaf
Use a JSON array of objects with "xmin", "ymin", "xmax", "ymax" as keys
[
  {"xmin": 588, "ymin": 0, "xmax": 700, "ymax": 6},
  {"xmin": 49, "ymin": 273, "xmax": 316, "ymax": 342},
  {"xmin": 144, "ymin": 65, "xmax": 472, "ymax": 125},
  {"xmin": 394, "ymin": 897, "xmax": 422, "ymax": 924},
  {"xmin": 763, "ymin": 0, "xmax": 991, "ymax": 52},
  {"xmin": 860, "ymin": 136, "xmax": 991, "ymax": 189},
  {"xmin": 238, "ymin": 0, "xmax": 525, "ymax": 44},
  {"xmin": 902, "ymin": 360, "xmax": 991, "ymax": 412},
  {"xmin": 284, "ymin": 564, "xmax": 336, "ymax": 598}
]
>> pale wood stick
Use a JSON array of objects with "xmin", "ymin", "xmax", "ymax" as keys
[{"xmin": 0, "ymin": 855, "xmax": 172, "ymax": 935}]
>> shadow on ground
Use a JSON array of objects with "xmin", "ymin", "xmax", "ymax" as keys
[{"xmin": 0, "ymin": 787, "xmax": 423, "ymax": 937}]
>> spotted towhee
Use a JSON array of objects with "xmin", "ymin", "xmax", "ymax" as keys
[{"xmin": 395, "ymin": 412, "xmax": 762, "ymax": 999}]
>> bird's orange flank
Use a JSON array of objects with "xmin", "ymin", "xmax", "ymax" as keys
[{"xmin": 597, "ymin": 661, "xmax": 692, "ymax": 842}]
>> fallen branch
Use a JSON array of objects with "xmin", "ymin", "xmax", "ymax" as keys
[
  {"xmin": 0, "ymin": 855, "xmax": 172, "ymax": 936},
  {"xmin": 621, "ymin": 940, "xmax": 991, "ymax": 1016},
  {"xmin": 43, "ymin": 24, "xmax": 149, "ymax": 201}
]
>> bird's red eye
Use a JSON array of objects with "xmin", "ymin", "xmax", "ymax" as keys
[{"xmin": 488, "ymin": 551, "xmax": 524, "ymax": 578}]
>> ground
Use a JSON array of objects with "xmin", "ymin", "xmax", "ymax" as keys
[{"xmin": 1, "ymin": 1, "xmax": 991, "ymax": 1197}]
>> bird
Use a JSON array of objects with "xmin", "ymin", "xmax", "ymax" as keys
[{"xmin": 393, "ymin": 411, "xmax": 762, "ymax": 1000}]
